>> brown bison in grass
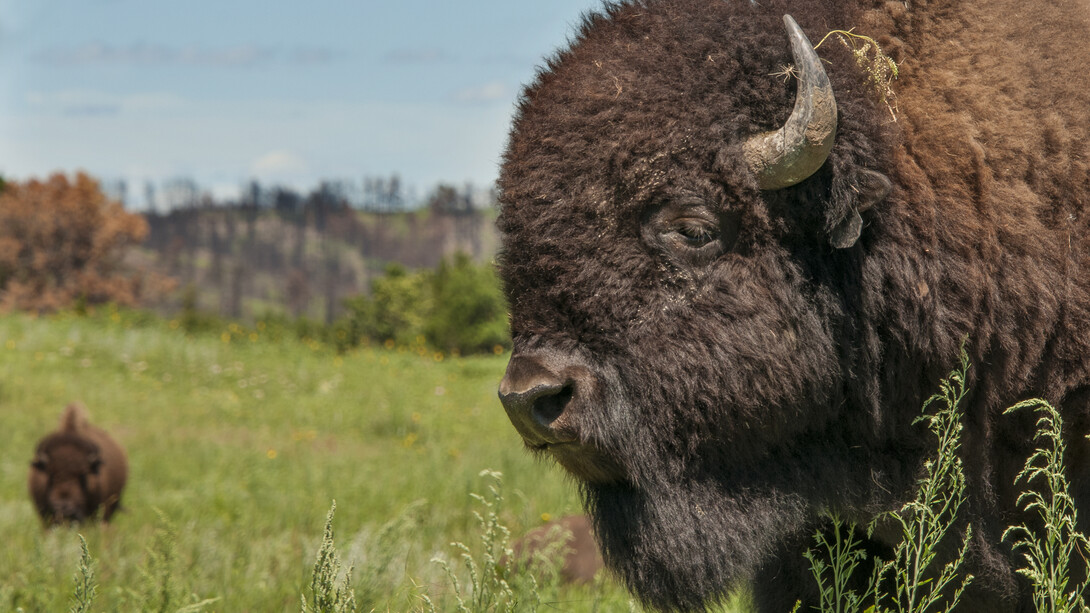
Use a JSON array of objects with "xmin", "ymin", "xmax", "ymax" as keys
[
  {"xmin": 509, "ymin": 515, "xmax": 604, "ymax": 585},
  {"xmin": 496, "ymin": 0, "xmax": 1090, "ymax": 610},
  {"xmin": 29, "ymin": 403, "xmax": 128, "ymax": 525}
]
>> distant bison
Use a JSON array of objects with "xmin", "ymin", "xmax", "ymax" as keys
[
  {"xmin": 29, "ymin": 403, "xmax": 128, "ymax": 525},
  {"xmin": 509, "ymin": 515, "xmax": 604, "ymax": 584},
  {"xmin": 497, "ymin": 0, "xmax": 1090, "ymax": 611}
]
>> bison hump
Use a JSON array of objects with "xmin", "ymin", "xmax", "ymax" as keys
[{"xmin": 59, "ymin": 403, "xmax": 91, "ymax": 433}]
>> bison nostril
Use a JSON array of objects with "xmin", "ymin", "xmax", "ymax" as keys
[
  {"xmin": 500, "ymin": 354, "xmax": 587, "ymax": 444},
  {"xmin": 533, "ymin": 383, "xmax": 574, "ymax": 427}
]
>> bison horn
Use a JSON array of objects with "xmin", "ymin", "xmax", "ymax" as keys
[{"xmin": 742, "ymin": 15, "xmax": 837, "ymax": 190}]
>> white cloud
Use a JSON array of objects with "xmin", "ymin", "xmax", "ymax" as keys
[
  {"xmin": 32, "ymin": 42, "xmax": 338, "ymax": 68},
  {"xmin": 249, "ymin": 149, "xmax": 309, "ymax": 178},
  {"xmin": 25, "ymin": 90, "xmax": 185, "ymax": 116},
  {"xmin": 178, "ymin": 44, "xmax": 274, "ymax": 67},
  {"xmin": 207, "ymin": 182, "xmax": 243, "ymax": 203},
  {"xmin": 452, "ymin": 81, "xmax": 508, "ymax": 104}
]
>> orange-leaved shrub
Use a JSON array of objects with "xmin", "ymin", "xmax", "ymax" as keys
[{"xmin": 0, "ymin": 172, "xmax": 160, "ymax": 311}]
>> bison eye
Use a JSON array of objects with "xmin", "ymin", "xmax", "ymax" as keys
[
  {"xmin": 644, "ymin": 201, "xmax": 734, "ymax": 266},
  {"xmin": 671, "ymin": 219, "xmax": 719, "ymax": 248}
]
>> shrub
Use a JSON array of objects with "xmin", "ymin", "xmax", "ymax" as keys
[
  {"xmin": 426, "ymin": 253, "xmax": 510, "ymax": 355},
  {"xmin": 342, "ymin": 263, "xmax": 432, "ymax": 348},
  {"xmin": 178, "ymin": 284, "xmax": 227, "ymax": 335},
  {"xmin": 340, "ymin": 255, "xmax": 510, "ymax": 355}
]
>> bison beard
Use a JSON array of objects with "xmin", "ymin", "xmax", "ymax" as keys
[
  {"xmin": 585, "ymin": 481, "xmax": 806, "ymax": 611},
  {"xmin": 531, "ymin": 338, "xmax": 855, "ymax": 611}
]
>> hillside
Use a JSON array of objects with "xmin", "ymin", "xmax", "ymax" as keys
[{"xmin": 138, "ymin": 202, "xmax": 500, "ymax": 323}]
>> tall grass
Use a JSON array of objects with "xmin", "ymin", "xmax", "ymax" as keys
[
  {"xmin": 804, "ymin": 349, "xmax": 973, "ymax": 613},
  {"xmin": 302, "ymin": 502, "xmax": 357, "ymax": 613},
  {"xmin": 68, "ymin": 535, "xmax": 96, "ymax": 613},
  {"xmin": 421, "ymin": 470, "xmax": 544, "ymax": 613}
]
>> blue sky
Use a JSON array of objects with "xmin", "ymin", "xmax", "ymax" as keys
[{"xmin": 0, "ymin": 0, "xmax": 603, "ymax": 207}]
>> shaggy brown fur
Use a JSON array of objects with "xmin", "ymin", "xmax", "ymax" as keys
[
  {"xmin": 496, "ymin": 0, "xmax": 1090, "ymax": 610},
  {"xmin": 509, "ymin": 515, "xmax": 604, "ymax": 584},
  {"xmin": 28, "ymin": 403, "xmax": 128, "ymax": 525}
]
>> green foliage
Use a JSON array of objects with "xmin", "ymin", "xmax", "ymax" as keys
[
  {"xmin": 179, "ymin": 284, "xmax": 227, "ymax": 335},
  {"xmin": 806, "ymin": 348, "xmax": 1090, "ymax": 613},
  {"xmin": 342, "ymin": 263, "xmax": 432, "ymax": 348},
  {"xmin": 427, "ymin": 253, "xmax": 510, "ymax": 355},
  {"xmin": 875, "ymin": 349, "xmax": 974, "ymax": 613},
  {"xmin": 1003, "ymin": 399, "xmax": 1090, "ymax": 612},
  {"xmin": 69, "ymin": 535, "xmax": 97, "ymax": 613},
  {"xmin": 159, "ymin": 252, "xmax": 510, "ymax": 356},
  {"xmin": 340, "ymin": 254, "xmax": 510, "ymax": 355},
  {"xmin": 5, "ymin": 539, "xmax": 61, "ymax": 612},
  {"xmin": 302, "ymin": 502, "xmax": 358, "ymax": 613},
  {"xmin": 136, "ymin": 511, "xmax": 180, "ymax": 613},
  {"xmin": 806, "ymin": 348, "xmax": 974, "ymax": 613},
  {"xmin": 354, "ymin": 501, "xmax": 427, "ymax": 609},
  {"xmin": 803, "ymin": 517, "xmax": 877, "ymax": 613}
]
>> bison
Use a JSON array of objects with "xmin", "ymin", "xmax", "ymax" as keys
[
  {"xmin": 29, "ymin": 403, "xmax": 128, "ymax": 525},
  {"xmin": 496, "ymin": 0, "xmax": 1090, "ymax": 610},
  {"xmin": 509, "ymin": 514, "xmax": 604, "ymax": 585}
]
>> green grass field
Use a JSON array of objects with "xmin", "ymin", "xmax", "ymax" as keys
[{"xmin": 0, "ymin": 310, "xmax": 667, "ymax": 612}]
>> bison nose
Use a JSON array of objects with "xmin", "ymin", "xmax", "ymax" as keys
[{"xmin": 499, "ymin": 353, "xmax": 581, "ymax": 446}]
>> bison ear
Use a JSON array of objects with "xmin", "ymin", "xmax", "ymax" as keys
[{"xmin": 827, "ymin": 168, "xmax": 891, "ymax": 249}]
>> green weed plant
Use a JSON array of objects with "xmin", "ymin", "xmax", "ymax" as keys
[
  {"xmin": 302, "ymin": 501, "xmax": 357, "ymax": 613},
  {"xmin": 421, "ymin": 470, "xmax": 544, "ymax": 613},
  {"xmin": 1003, "ymin": 400, "xmax": 1090, "ymax": 613},
  {"xmin": 806, "ymin": 350, "xmax": 1090, "ymax": 613},
  {"xmin": 68, "ymin": 535, "xmax": 97, "ymax": 613}
]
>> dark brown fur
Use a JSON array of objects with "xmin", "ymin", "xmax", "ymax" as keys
[
  {"xmin": 509, "ymin": 515, "xmax": 604, "ymax": 584},
  {"xmin": 497, "ymin": 0, "xmax": 1090, "ymax": 611},
  {"xmin": 29, "ymin": 403, "xmax": 128, "ymax": 525}
]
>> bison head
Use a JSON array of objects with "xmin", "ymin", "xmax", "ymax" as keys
[
  {"xmin": 497, "ymin": 2, "xmax": 897, "ymax": 610},
  {"xmin": 29, "ymin": 434, "xmax": 106, "ymax": 524}
]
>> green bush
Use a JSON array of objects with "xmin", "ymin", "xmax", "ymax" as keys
[
  {"xmin": 342, "ymin": 263, "xmax": 432, "ymax": 349},
  {"xmin": 340, "ymin": 255, "xmax": 510, "ymax": 355},
  {"xmin": 426, "ymin": 253, "xmax": 510, "ymax": 355}
]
